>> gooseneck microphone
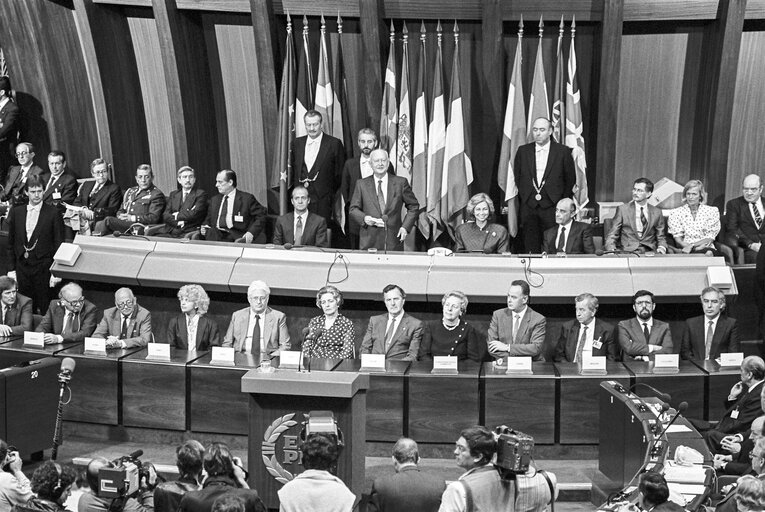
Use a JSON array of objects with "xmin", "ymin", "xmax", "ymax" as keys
[
  {"xmin": 51, "ymin": 358, "xmax": 76, "ymax": 460},
  {"xmin": 650, "ymin": 401, "xmax": 689, "ymax": 457},
  {"xmin": 302, "ymin": 327, "xmax": 323, "ymax": 373},
  {"xmin": 381, "ymin": 215, "xmax": 389, "ymax": 255},
  {"xmin": 630, "ymin": 382, "xmax": 672, "ymax": 403}
]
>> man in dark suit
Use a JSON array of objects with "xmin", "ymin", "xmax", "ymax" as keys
[
  {"xmin": 513, "ymin": 117, "xmax": 576, "ymax": 253},
  {"xmin": 0, "ymin": 77, "xmax": 20, "ymax": 182},
  {"xmin": 6, "ymin": 176, "xmax": 64, "ymax": 314},
  {"xmin": 542, "ymin": 198, "xmax": 595, "ymax": 254},
  {"xmin": 681, "ymin": 286, "xmax": 741, "ymax": 360},
  {"xmin": 155, "ymin": 166, "xmax": 208, "ymax": 237},
  {"xmin": 201, "ymin": 170, "xmax": 266, "ymax": 243},
  {"xmin": 92, "ymin": 287, "xmax": 152, "ymax": 348},
  {"xmin": 0, "ymin": 276, "xmax": 32, "ymax": 336},
  {"xmin": 726, "ymin": 174, "xmax": 765, "ymax": 264},
  {"xmin": 554, "ymin": 293, "xmax": 616, "ymax": 362},
  {"xmin": 35, "ymin": 282, "xmax": 99, "ymax": 344},
  {"xmin": 42, "ymin": 150, "xmax": 78, "ymax": 213},
  {"xmin": 290, "ymin": 109, "xmax": 346, "ymax": 223},
  {"xmin": 361, "ymin": 284, "xmax": 423, "ymax": 362},
  {"xmin": 272, "ymin": 185, "xmax": 328, "ymax": 247},
  {"xmin": 97, "ymin": 164, "xmax": 166, "ymax": 235},
  {"xmin": 487, "ymin": 279, "xmax": 546, "ymax": 361},
  {"xmin": 617, "ymin": 290, "xmax": 673, "ymax": 360},
  {"xmin": 368, "ymin": 438, "xmax": 444, "ymax": 512},
  {"xmin": 0, "ymin": 142, "xmax": 48, "ymax": 208},
  {"xmin": 714, "ymin": 415, "xmax": 763, "ymax": 476},
  {"xmin": 71, "ymin": 158, "xmax": 122, "ymax": 232},
  {"xmin": 604, "ymin": 177, "xmax": 668, "ymax": 254},
  {"xmin": 349, "ymin": 149, "xmax": 418, "ymax": 251}
]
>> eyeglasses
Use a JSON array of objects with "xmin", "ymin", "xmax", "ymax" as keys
[
  {"xmin": 92, "ymin": 170, "xmax": 108, "ymax": 176},
  {"xmin": 116, "ymin": 300, "xmax": 134, "ymax": 308},
  {"xmin": 64, "ymin": 298, "xmax": 85, "ymax": 305},
  {"xmin": 15, "ymin": 151, "xmax": 30, "ymax": 157}
]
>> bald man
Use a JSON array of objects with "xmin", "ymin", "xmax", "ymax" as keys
[
  {"xmin": 726, "ymin": 174, "xmax": 765, "ymax": 264},
  {"xmin": 542, "ymin": 198, "xmax": 595, "ymax": 254}
]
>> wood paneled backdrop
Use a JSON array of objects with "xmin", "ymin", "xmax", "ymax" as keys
[{"xmin": 0, "ymin": 0, "xmax": 764, "ymax": 213}]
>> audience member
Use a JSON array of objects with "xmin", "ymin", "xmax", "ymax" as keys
[
  {"xmin": 78, "ymin": 457, "xmax": 155, "ymax": 512},
  {"xmin": 637, "ymin": 472, "xmax": 683, "ymax": 512},
  {"xmin": 680, "ymin": 286, "xmax": 740, "ymax": 360},
  {"xmin": 617, "ymin": 290, "xmax": 673, "ymax": 360},
  {"xmin": 36, "ymin": 282, "xmax": 99, "ymax": 344},
  {"xmin": 14, "ymin": 461, "xmax": 77, "ymax": 512},
  {"xmin": 725, "ymin": 174, "xmax": 765, "ymax": 264},
  {"xmin": 487, "ymin": 280, "xmax": 546, "ymax": 361},
  {"xmin": 92, "ymin": 287, "xmax": 151, "ymax": 348},
  {"xmin": 167, "ymin": 284, "xmax": 220, "ymax": 351},
  {"xmin": 715, "ymin": 448, "xmax": 765, "ymax": 512},
  {"xmin": 201, "ymin": 170, "xmax": 266, "ymax": 243},
  {"xmin": 155, "ymin": 166, "xmax": 208, "ymax": 238},
  {"xmin": 420, "ymin": 291, "xmax": 488, "ymax": 363},
  {"xmin": 360, "ymin": 285, "xmax": 422, "ymax": 362},
  {"xmin": 0, "ymin": 440, "xmax": 33, "ymax": 512},
  {"xmin": 222, "ymin": 280, "xmax": 289, "ymax": 358},
  {"xmin": 0, "ymin": 143, "xmax": 47, "ymax": 207},
  {"xmin": 542, "ymin": 198, "xmax": 595, "ymax": 254},
  {"xmin": 554, "ymin": 293, "xmax": 616, "ymax": 362},
  {"xmin": 0, "ymin": 77, "xmax": 20, "ymax": 181},
  {"xmin": 71, "ymin": 158, "xmax": 121, "ymax": 233},
  {"xmin": 304, "ymin": 286, "xmax": 355, "ymax": 359},
  {"xmin": 604, "ymin": 177, "xmax": 668, "ymax": 254},
  {"xmin": 272, "ymin": 185, "xmax": 328, "ymax": 247},
  {"xmin": 96, "ymin": 164, "xmax": 166, "ymax": 235},
  {"xmin": 667, "ymin": 180, "xmax": 720, "ymax": 255},
  {"xmin": 42, "ymin": 151, "xmax": 77, "ymax": 213},
  {"xmin": 715, "ymin": 415, "xmax": 764, "ymax": 476},
  {"xmin": 154, "ymin": 440, "xmax": 204, "ymax": 512},
  {"xmin": 211, "ymin": 496, "xmax": 244, "ymax": 512},
  {"xmin": 454, "ymin": 193, "xmax": 509, "ymax": 254},
  {"xmin": 368, "ymin": 438, "xmax": 444, "ymax": 512},
  {"xmin": 0, "ymin": 277, "xmax": 32, "ymax": 337},
  {"xmin": 277, "ymin": 433, "xmax": 355, "ymax": 512}
]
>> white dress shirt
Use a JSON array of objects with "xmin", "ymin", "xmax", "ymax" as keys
[
  {"xmin": 25, "ymin": 203, "xmax": 41, "ymax": 239},
  {"xmin": 304, "ymin": 132, "xmax": 323, "ymax": 171},
  {"xmin": 534, "ymin": 142, "xmax": 550, "ymax": 185},
  {"xmin": 359, "ymin": 156, "xmax": 373, "ymax": 179},
  {"xmin": 186, "ymin": 314, "xmax": 200, "ymax": 350}
]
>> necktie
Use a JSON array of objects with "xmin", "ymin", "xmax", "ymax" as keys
[
  {"xmin": 120, "ymin": 316, "xmax": 129, "ymax": 339},
  {"xmin": 754, "ymin": 204, "xmax": 763, "ymax": 229},
  {"xmin": 294, "ymin": 215, "xmax": 303, "ymax": 245},
  {"xmin": 249, "ymin": 315, "xmax": 261, "ymax": 354},
  {"xmin": 1, "ymin": 306, "xmax": 5, "ymax": 325},
  {"xmin": 182, "ymin": 191, "xmax": 188, "ymax": 204},
  {"xmin": 90, "ymin": 183, "xmax": 101, "ymax": 197},
  {"xmin": 218, "ymin": 195, "xmax": 229, "ymax": 230},
  {"xmin": 72, "ymin": 313, "xmax": 79, "ymax": 333},
  {"xmin": 556, "ymin": 227, "xmax": 566, "ymax": 253},
  {"xmin": 63, "ymin": 312, "xmax": 73, "ymax": 336},
  {"xmin": 639, "ymin": 207, "xmax": 648, "ymax": 235},
  {"xmin": 512, "ymin": 314, "xmax": 521, "ymax": 344},
  {"xmin": 377, "ymin": 179, "xmax": 386, "ymax": 214},
  {"xmin": 47, "ymin": 176, "xmax": 57, "ymax": 190},
  {"xmin": 574, "ymin": 325, "xmax": 587, "ymax": 363},
  {"xmin": 705, "ymin": 320, "xmax": 714, "ymax": 360},
  {"xmin": 384, "ymin": 317, "xmax": 396, "ymax": 348},
  {"xmin": 643, "ymin": 322, "xmax": 650, "ymax": 343}
]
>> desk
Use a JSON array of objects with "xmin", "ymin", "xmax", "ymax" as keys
[
  {"xmin": 121, "ymin": 349, "xmax": 207, "ymax": 430},
  {"xmin": 556, "ymin": 362, "xmax": 631, "ymax": 444},
  {"xmin": 623, "ymin": 360, "xmax": 706, "ymax": 420},
  {"xmin": 690, "ymin": 359, "xmax": 742, "ymax": 421},
  {"xmin": 58, "ymin": 345, "xmax": 143, "ymax": 424},
  {"xmin": 482, "ymin": 362, "xmax": 557, "ymax": 443},
  {"xmin": 0, "ymin": 338, "xmax": 79, "ymax": 367}
]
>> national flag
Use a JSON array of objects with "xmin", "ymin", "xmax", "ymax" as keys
[
  {"xmin": 396, "ymin": 23, "xmax": 412, "ymax": 181},
  {"xmin": 270, "ymin": 15, "xmax": 296, "ymax": 215},
  {"xmin": 295, "ymin": 16, "xmax": 313, "ymax": 138},
  {"xmin": 314, "ymin": 15, "xmax": 333, "ymax": 134},
  {"xmin": 0, "ymin": 48, "xmax": 7, "ymax": 77},
  {"xmin": 552, "ymin": 16, "xmax": 566, "ymax": 143},
  {"xmin": 412, "ymin": 22, "xmax": 430, "ymax": 239},
  {"xmin": 379, "ymin": 22, "xmax": 398, "ymax": 166},
  {"xmin": 527, "ymin": 17, "xmax": 549, "ymax": 141},
  {"xmin": 565, "ymin": 16, "xmax": 589, "ymax": 210},
  {"xmin": 332, "ymin": 14, "xmax": 353, "ymax": 157},
  {"xmin": 426, "ymin": 22, "xmax": 446, "ymax": 239}
]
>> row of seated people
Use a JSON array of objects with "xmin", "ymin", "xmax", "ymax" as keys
[{"xmin": 0, "ymin": 274, "xmax": 738, "ymax": 364}]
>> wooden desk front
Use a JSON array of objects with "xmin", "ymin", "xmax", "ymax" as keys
[{"xmin": 0, "ymin": 338, "xmax": 79, "ymax": 367}]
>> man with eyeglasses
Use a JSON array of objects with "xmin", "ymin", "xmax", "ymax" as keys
[
  {"xmin": 35, "ymin": 282, "xmax": 98, "ymax": 344},
  {"xmin": 726, "ymin": 174, "xmax": 765, "ymax": 264},
  {"xmin": 0, "ymin": 142, "xmax": 48, "ymax": 208},
  {"xmin": 604, "ymin": 177, "xmax": 668, "ymax": 254},
  {"xmin": 680, "ymin": 286, "xmax": 740, "ymax": 361},
  {"xmin": 617, "ymin": 290, "xmax": 673, "ymax": 361},
  {"xmin": 71, "ymin": 158, "xmax": 122, "ymax": 232},
  {"xmin": 0, "ymin": 276, "xmax": 32, "ymax": 337},
  {"xmin": 95, "ymin": 164, "xmax": 166, "ymax": 236},
  {"xmin": 92, "ymin": 287, "xmax": 152, "ymax": 348},
  {"xmin": 222, "ymin": 280, "xmax": 289, "ymax": 359}
]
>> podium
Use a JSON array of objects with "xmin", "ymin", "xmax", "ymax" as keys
[{"xmin": 242, "ymin": 369, "xmax": 369, "ymax": 510}]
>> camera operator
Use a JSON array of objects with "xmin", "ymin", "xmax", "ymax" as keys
[
  {"xmin": 13, "ymin": 461, "xmax": 77, "ymax": 512},
  {"xmin": 154, "ymin": 441, "xmax": 204, "ymax": 512},
  {"xmin": 0, "ymin": 441, "xmax": 33, "ymax": 512},
  {"xmin": 78, "ymin": 458, "xmax": 157, "ymax": 512}
]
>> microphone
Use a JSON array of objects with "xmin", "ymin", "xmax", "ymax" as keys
[
  {"xmin": 630, "ymin": 382, "xmax": 671, "ymax": 403},
  {"xmin": 51, "ymin": 357, "xmax": 77, "ymax": 460},
  {"xmin": 650, "ymin": 401, "xmax": 688, "ymax": 457},
  {"xmin": 651, "ymin": 402, "xmax": 671, "ymax": 435},
  {"xmin": 303, "ymin": 327, "xmax": 323, "ymax": 373},
  {"xmin": 595, "ymin": 248, "xmax": 641, "ymax": 257},
  {"xmin": 381, "ymin": 214, "xmax": 389, "ymax": 255},
  {"xmin": 284, "ymin": 243, "xmax": 293, "ymax": 250},
  {"xmin": 128, "ymin": 449, "xmax": 144, "ymax": 459}
]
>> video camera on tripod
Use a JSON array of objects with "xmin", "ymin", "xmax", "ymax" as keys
[{"xmin": 97, "ymin": 450, "xmax": 150, "ymax": 499}]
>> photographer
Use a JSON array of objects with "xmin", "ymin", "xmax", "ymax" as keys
[
  {"xmin": 78, "ymin": 458, "xmax": 156, "ymax": 512},
  {"xmin": 0, "ymin": 440, "xmax": 33, "ymax": 512},
  {"xmin": 154, "ymin": 441, "xmax": 204, "ymax": 512},
  {"xmin": 13, "ymin": 461, "xmax": 77, "ymax": 512}
]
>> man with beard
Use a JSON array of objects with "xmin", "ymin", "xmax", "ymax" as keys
[{"xmin": 617, "ymin": 290, "xmax": 673, "ymax": 361}]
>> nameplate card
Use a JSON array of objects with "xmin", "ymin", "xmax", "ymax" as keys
[
  {"xmin": 579, "ymin": 355, "xmax": 607, "ymax": 375},
  {"xmin": 23, "ymin": 331, "xmax": 45, "ymax": 348},
  {"xmin": 84, "ymin": 337, "xmax": 107, "ymax": 355},
  {"xmin": 719, "ymin": 352, "xmax": 744, "ymax": 367},
  {"xmin": 505, "ymin": 356, "xmax": 532, "ymax": 375},
  {"xmin": 431, "ymin": 356, "xmax": 458, "ymax": 375},
  {"xmin": 653, "ymin": 354, "xmax": 679, "ymax": 374},
  {"xmin": 360, "ymin": 354, "xmax": 386, "ymax": 372},
  {"xmin": 279, "ymin": 350, "xmax": 302, "ymax": 370},
  {"xmin": 210, "ymin": 346, "xmax": 235, "ymax": 366},
  {"xmin": 145, "ymin": 342, "xmax": 171, "ymax": 361}
]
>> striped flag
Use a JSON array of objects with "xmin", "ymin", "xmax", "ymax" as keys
[
  {"xmin": 396, "ymin": 23, "xmax": 412, "ymax": 181},
  {"xmin": 0, "ymin": 48, "xmax": 7, "ymax": 77},
  {"xmin": 332, "ymin": 15, "xmax": 352, "ymax": 157},
  {"xmin": 527, "ymin": 17, "xmax": 549, "ymax": 140},
  {"xmin": 440, "ymin": 22, "xmax": 473, "ymax": 239},
  {"xmin": 314, "ymin": 15, "xmax": 333, "ymax": 134},
  {"xmin": 412, "ymin": 22, "xmax": 430, "ymax": 239},
  {"xmin": 426, "ymin": 21, "xmax": 446, "ymax": 239},
  {"xmin": 496, "ymin": 20, "xmax": 526, "ymax": 238},
  {"xmin": 552, "ymin": 16, "xmax": 566, "ymax": 143},
  {"xmin": 565, "ymin": 16, "xmax": 589, "ymax": 210},
  {"xmin": 295, "ymin": 16, "xmax": 313, "ymax": 138},
  {"xmin": 270, "ymin": 15, "xmax": 296, "ymax": 215},
  {"xmin": 379, "ymin": 22, "xmax": 398, "ymax": 165}
]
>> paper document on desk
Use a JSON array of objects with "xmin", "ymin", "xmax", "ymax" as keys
[
  {"xmin": 663, "ymin": 463, "xmax": 706, "ymax": 484},
  {"xmin": 668, "ymin": 483, "xmax": 706, "ymax": 495},
  {"xmin": 666, "ymin": 425, "xmax": 692, "ymax": 433}
]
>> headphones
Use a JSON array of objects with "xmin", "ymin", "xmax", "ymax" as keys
[{"xmin": 52, "ymin": 462, "xmax": 63, "ymax": 498}]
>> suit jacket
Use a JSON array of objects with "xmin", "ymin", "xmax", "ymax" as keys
[
  {"xmin": 349, "ymin": 174, "xmax": 419, "ymax": 251},
  {"xmin": 178, "ymin": 477, "xmax": 265, "ymax": 512},
  {"xmin": 360, "ymin": 313, "xmax": 423, "ymax": 361},
  {"xmin": 1, "ymin": 164, "xmax": 48, "ymax": 204},
  {"xmin": 42, "ymin": 172, "xmax": 78, "ymax": 209},
  {"xmin": 167, "ymin": 313, "xmax": 220, "ymax": 351},
  {"xmin": 617, "ymin": 317, "xmax": 673, "ymax": 358},
  {"xmin": 6, "ymin": 202, "xmax": 64, "ymax": 270},
  {"xmin": 340, "ymin": 157, "xmax": 394, "ymax": 235},
  {"xmin": 725, "ymin": 196, "xmax": 765, "ymax": 248},
  {"xmin": 368, "ymin": 466, "xmax": 445, "ymax": 512},
  {"xmin": 118, "ymin": 184, "xmax": 166, "ymax": 224},
  {"xmin": 715, "ymin": 475, "xmax": 765, "ymax": 512},
  {"xmin": 487, "ymin": 307, "xmax": 546, "ymax": 361},
  {"xmin": 542, "ymin": 221, "xmax": 596, "ymax": 254},
  {"xmin": 92, "ymin": 305, "xmax": 152, "ymax": 347},
  {"xmin": 222, "ymin": 307, "xmax": 290, "ymax": 356},
  {"xmin": 717, "ymin": 381, "xmax": 765, "ymax": 435},
  {"xmin": 204, "ymin": 190, "xmax": 266, "ymax": 240},
  {"xmin": 513, "ymin": 141, "xmax": 576, "ymax": 209},
  {"xmin": 680, "ymin": 315, "xmax": 740, "ymax": 360},
  {"xmin": 1, "ymin": 294, "xmax": 33, "ymax": 336},
  {"xmin": 161, "ymin": 188, "xmax": 209, "ymax": 235},
  {"xmin": 73, "ymin": 180, "xmax": 122, "ymax": 223},
  {"xmin": 272, "ymin": 211, "xmax": 328, "ymax": 247},
  {"xmin": 290, "ymin": 133, "xmax": 346, "ymax": 221},
  {"xmin": 604, "ymin": 201, "xmax": 668, "ymax": 252},
  {"xmin": 35, "ymin": 299, "xmax": 99, "ymax": 342},
  {"xmin": 554, "ymin": 318, "xmax": 617, "ymax": 362}
]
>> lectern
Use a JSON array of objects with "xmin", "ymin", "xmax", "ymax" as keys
[{"xmin": 242, "ymin": 369, "xmax": 369, "ymax": 510}]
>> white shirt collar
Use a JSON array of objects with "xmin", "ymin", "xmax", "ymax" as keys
[
  {"xmin": 535, "ymin": 141, "xmax": 550, "ymax": 152},
  {"xmin": 224, "ymin": 189, "xmax": 237, "ymax": 200},
  {"xmin": 0, "ymin": 97, "xmax": 8, "ymax": 109},
  {"xmin": 307, "ymin": 132, "xmax": 323, "ymax": 145},
  {"xmin": 27, "ymin": 203, "xmax": 41, "ymax": 212},
  {"xmin": 637, "ymin": 317, "xmax": 654, "ymax": 329},
  {"xmin": 559, "ymin": 220, "xmax": 573, "ymax": 231}
]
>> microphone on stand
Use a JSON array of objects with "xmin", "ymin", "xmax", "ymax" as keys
[
  {"xmin": 381, "ymin": 215, "xmax": 389, "ymax": 255},
  {"xmin": 51, "ymin": 358, "xmax": 76, "ymax": 460},
  {"xmin": 302, "ymin": 327, "xmax": 323, "ymax": 373},
  {"xmin": 650, "ymin": 401, "xmax": 689, "ymax": 457}
]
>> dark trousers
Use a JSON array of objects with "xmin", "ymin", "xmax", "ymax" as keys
[
  {"xmin": 16, "ymin": 257, "xmax": 52, "ymax": 315},
  {"xmin": 204, "ymin": 227, "xmax": 241, "ymax": 242},
  {"xmin": 520, "ymin": 204, "xmax": 555, "ymax": 253}
]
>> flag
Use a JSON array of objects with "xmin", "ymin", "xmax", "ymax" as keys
[
  {"xmin": 395, "ymin": 23, "xmax": 412, "ymax": 181},
  {"xmin": 565, "ymin": 16, "xmax": 589, "ymax": 210},
  {"xmin": 295, "ymin": 16, "xmax": 313, "ymax": 138},
  {"xmin": 0, "ymin": 48, "xmax": 7, "ymax": 77},
  {"xmin": 314, "ymin": 15, "xmax": 333, "ymax": 134},
  {"xmin": 497, "ymin": 20, "xmax": 526, "ymax": 238},
  {"xmin": 426, "ymin": 22, "xmax": 446, "ymax": 239},
  {"xmin": 527, "ymin": 17, "xmax": 549, "ymax": 140},
  {"xmin": 412, "ymin": 22, "xmax": 430, "ymax": 239},
  {"xmin": 270, "ymin": 16, "xmax": 296, "ymax": 215},
  {"xmin": 332, "ymin": 15, "xmax": 352, "ymax": 156},
  {"xmin": 552, "ymin": 16, "xmax": 566, "ymax": 143},
  {"xmin": 379, "ymin": 22, "xmax": 398, "ymax": 165},
  {"xmin": 440, "ymin": 22, "xmax": 473, "ymax": 239}
]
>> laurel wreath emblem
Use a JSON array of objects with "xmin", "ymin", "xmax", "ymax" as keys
[{"xmin": 261, "ymin": 413, "xmax": 299, "ymax": 484}]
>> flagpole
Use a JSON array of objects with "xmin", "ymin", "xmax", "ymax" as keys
[{"xmin": 280, "ymin": 13, "xmax": 293, "ymax": 214}]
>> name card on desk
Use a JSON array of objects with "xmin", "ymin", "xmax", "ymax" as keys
[
  {"xmin": 279, "ymin": 351, "xmax": 302, "ymax": 369},
  {"xmin": 360, "ymin": 354, "xmax": 386, "ymax": 372},
  {"xmin": 653, "ymin": 354, "xmax": 679, "ymax": 374},
  {"xmin": 579, "ymin": 355, "xmax": 607, "ymax": 375},
  {"xmin": 23, "ymin": 331, "xmax": 44, "ymax": 347},
  {"xmin": 719, "ymin": 352, "xmax": 744, "ymax": 367},
  {"xmin": 84, "ymin": 337, "xmax": 107, "ymax": 355},
  {"xmin": 146, "ymin": 343, "xmax": 171, "ymax": 361},
  {"xmin": 431, "ymin": 356, "xmax": 458, "ymax": 375},
  {"xmin": 505, "ymin": 356, "xmax": 532, "ymax": 374},
  {"xmin": 210, "ymin": 347, "xmax": 235, "ymax": 366}
]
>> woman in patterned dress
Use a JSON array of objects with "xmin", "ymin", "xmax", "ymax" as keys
[
  {"xmin": 303, "ymin": 285, "xmax": 355, "ymax": 359},
  {"xmin": 454, "ymin": 193, "xmax": 510, "ymax": 254},
  {"xmin": 667, "ymin": 179, "xmax": 721, "ymax": 256},
  {"xmin": 418, "ymin": 290, "xmax": 489, "ymax": 362}
]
